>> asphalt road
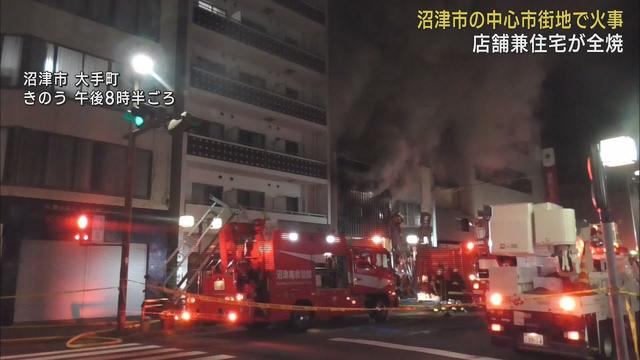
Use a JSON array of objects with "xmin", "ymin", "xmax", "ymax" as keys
[{"xmin": 0, "ymin": 312, "xmax": 561, "ymax": 360}]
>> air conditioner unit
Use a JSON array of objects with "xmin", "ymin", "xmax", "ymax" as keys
[{"xmin": 224, "ymin": 190, "xmax": 239, "ymax": 207}]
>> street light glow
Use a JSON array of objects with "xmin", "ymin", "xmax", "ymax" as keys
[
  {"xmin": 179, "ymin": 215, "xmax": 195, "ymax": 228},
  {"xmin": 131, "ymin": 54, "xmax": 155, "ymax": 75},
  {"xmin": 599, "ymin": 136, "xmax": 638, "ymax": 167}
]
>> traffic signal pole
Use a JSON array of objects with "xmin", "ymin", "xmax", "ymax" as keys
[{"xmin": 117, "ymin": 126, "xmax": 136, "ymax": 333}]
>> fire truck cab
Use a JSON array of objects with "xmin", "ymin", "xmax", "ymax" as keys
[{"xmin": 164, "ymin": 219, "xmax": 398, "ymax": 331}]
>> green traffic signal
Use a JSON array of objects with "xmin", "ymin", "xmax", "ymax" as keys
[
  {"xmin": 123, "ymin": 109, "xmax": 145, "ymax": 128},
  {"xmin": 134, "ymin": 115, "xmax": 145, "ymax": 127}
]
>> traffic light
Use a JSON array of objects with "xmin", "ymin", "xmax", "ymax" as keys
[
  {"xmin": 74, "ymin": 214, "xmax": 91, "ymax": 243},
  {"xmin": 123, "ymin": 105, "xmax": 150, "ymax": 129}
]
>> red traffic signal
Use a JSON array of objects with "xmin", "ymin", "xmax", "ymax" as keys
[{"xmin": 74, "ymin": 214, "xmax": 91, "ymax": 242}]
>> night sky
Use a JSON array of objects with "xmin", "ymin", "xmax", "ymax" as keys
[{"xmin": 329, "ymin": 0, "xmax": 639, "ymax": 189}]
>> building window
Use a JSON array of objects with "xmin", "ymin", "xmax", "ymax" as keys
[
  {"xmin": 193, "ymin": 56, "xmax": 225, "ymax": 75},
  {"xmin": 237, "ymin": 189, "xmax": 265, "ymax": 209},
  {"xmin": 285, "ymin": 87, "xmax": 299, "ymax": 100},
  {"xmin": 191, "ymin": 183, "xmax": 223, "ymax": 205},
  {"xmin": 286, "ymin": 196, "xmax": 299, "ymax": 212},
  {"xmin": 237, "ymin": 129, "xmax": 266, "ymax": 149},
  {"xmin": 238, "ymin": 71, "xmax": 266, "ymax": 89},
  {"xmin": 37, "ymin": 0, "xmax": 160, "ymax": 41},
  {"xmin": 189, "ymin": 119, "xmax": 224, "ymax": 139},
  {"xmin": 241, "ymin": 17, "xmax": 267, "ymax": 33},
  {"xmin": 284, "ymin": 140, "xmax": 299, "ymax": 155},
  {"xmin": 2, "ymin": 127, "xmax": 152, "ymax": 198},
  {"xmin": 0, "ymin": 35, "xmax": 23, "ymax": 87}
]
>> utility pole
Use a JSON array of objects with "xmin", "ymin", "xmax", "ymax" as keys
[
  {"xmin": 589, "ymin": 144, "xmax": 630, "ymax": 360},
  {"xmin": 116, "ymin": 126, "xmax": 137, "ymax": 333}
]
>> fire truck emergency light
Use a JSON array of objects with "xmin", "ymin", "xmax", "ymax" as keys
[
  {"xmin": 287, "ymin": 232, "xmax": 299, "ymax": 241},
  {"xmin": 406, "ymin": 234, "xmax": 419, "ymax": 245},
  {"xmin": 371, "ymin": 235, "xmax": 384, "ymax": 244},
  {"xmin": 326, "ymin": 235, "xmax": 336, "ymax": 243},
  {"xmin": 466, "ymin": 241, "xmax": 475, "ymax": 251},
  {"xmin": 74, "ymin": 214, "xmax": 91, "ymax": 242}
]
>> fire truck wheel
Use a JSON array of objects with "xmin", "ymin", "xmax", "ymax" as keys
[
  {"xmin": 369, "ymin": 299, "xmax": 388, "ymax": 323},
  {"xmin": 290, "ymin": 311, "xmax": 312, "ymax": 332},
  {"xmin": 597, "ymin": 324, "xmax": 615, "ymax": 359}
]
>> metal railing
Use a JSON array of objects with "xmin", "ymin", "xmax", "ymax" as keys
[
  {"xmin": 186, "ymin": 133, "xmax": 328, "ymax": 179},
  {"xmin": 190, "ymin": 67, "xmax": 326, "ymax": 125},
  {"xmin": 193, "ymin": 5, "xmax": 325, "ymax": 73}
]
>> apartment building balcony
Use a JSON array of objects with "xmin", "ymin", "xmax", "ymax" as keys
[
  {"xmin": 272, "ymin": 0, "xmax": 325, "ymax": 25},
  {"xmin": 192, "ymin": 5, "xmax": 325, "ymax": 74},
  {"xmin": 186, "ymin": 133, "xmax": 327, "ymax": 180},
  {"xmin": 190, "ymin": 66, "xmax": 326, "ymax": 126}
]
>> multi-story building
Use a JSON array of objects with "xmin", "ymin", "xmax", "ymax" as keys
[
  {"xmin": 0, "ymin": 0, "xmax": 178, "ymax": 324},
  {"xmin": 173, "ymin": 0, "xmax": 330, "ymax": 278}
]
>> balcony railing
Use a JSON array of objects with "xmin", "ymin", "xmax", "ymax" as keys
[
  {"xmin": 190, "ymin": 66, "xmax": 326, "ymax": 125},
  {"xmin": 187, "ymin": 134, "xmax": 327, "ymax": 179},
  {"xmin": 272, "ymin": 0, "xmax": 325, "ymax": 24},
  {"xmin": 193, "ymin": 6, "xmax": 325, "ymax": 74}
]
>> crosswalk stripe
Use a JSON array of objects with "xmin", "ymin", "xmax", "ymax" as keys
[
  {"xmin": 29, "ymin": 345, "xmax": 160, "ymax": 360},
  {"xmin": 73, "ymin": 347, "xmax": 180, "ymax": 360},
  {"xmin": 129, "ymin": 350, "xmax": 206, "ymax": 360},
  {"xmin": 0, "ymin": 344, "xmax": 141, "ymax": 360},
  {"xmin": 329, "ymin": 338, "xmax": 502, "ymax": 360},
  {"xmin": 191, "ymin": 355, "xmax": 236, "ymax": 360}
]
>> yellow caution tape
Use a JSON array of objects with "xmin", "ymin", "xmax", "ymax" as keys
[
  {"xmin": 0, "ymin": 287, "xmax": 117, "ymax": 300},
  {"xmin": 625, "ymin": 297, "xmax": 640, "ymax": 360}
]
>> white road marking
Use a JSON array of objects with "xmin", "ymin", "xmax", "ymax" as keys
[
  {"xmin": 75, "ymin": 347, "xmax": 180, "ymax": 360},
  {"xmin": 23, "ymin": 345, "xmax": 160, "ymax": 360},
  {"xmin": 191, "ymin": 355, "xmax": 236, "ymax": 360},
  {"xmin": 330, "ymin": 338, "xmax": 502, "ymax": 360},
  {"xmin": 0, "ymin": 344, "xmax": 141, "ymax": 360},
  {"xmin": 129, "ymin": 350, "xmax": 205, "ymax": 360}
]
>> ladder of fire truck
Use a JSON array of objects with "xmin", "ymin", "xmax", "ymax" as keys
[{"xmin": 163, "ymin": 195, "xmax": 239, "ymax": 289}]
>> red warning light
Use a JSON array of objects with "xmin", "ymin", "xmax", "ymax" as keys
[{"xmin": 77, "ymin": 215, "xmax": 89, "ymax": 229}]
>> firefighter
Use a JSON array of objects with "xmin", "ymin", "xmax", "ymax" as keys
[
  {"xmin": 447, "ymin": 268, "xmax": 466, "ymax": 304},
  {"xmin": 434, "ymin": 265, "xmax": 447, "ymax": 301}
]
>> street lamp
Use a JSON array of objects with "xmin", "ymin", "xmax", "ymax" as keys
[
  {"xmin": 131, "ymin": 54, "xmax": 155, "ymax": 75},
  {"xmin": 589, "ymin": 135, "xmax": 638, "ymax": 360}
]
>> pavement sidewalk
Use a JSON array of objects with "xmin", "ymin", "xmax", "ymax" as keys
[{"xmin": 0, "ymin": 318, "xmax": 138, "ymax": 341}]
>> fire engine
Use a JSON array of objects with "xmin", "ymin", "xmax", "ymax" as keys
[
  {"xmin": 413, "ymin": 242, "xmax": 479, "ymax": 308},
  {"xmin": 158, "ymin": 198, "xmax": 398, "ymax": 331},
  {"xmin": 485, "ymin": 202, "xmax": 639, "ymax": 359}
]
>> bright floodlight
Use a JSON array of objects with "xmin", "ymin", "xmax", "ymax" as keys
[
  {"xmin": 210, "ymin": 217, "xmax": 223, "ymax": 230},
  {"xmin": 326, "ymin": 235, "xmax": 336, "ymax": 244},
  {"xmin": 179, "ymin": 215, "xmax": 195, "ymax": 228},
  {"xmin": 406, "ymin": 234, "xmax": 419, "ymax": 244},
  {"xmin": 131, "ymin": 54, "xmax": 154, "ymax": 75},
  {"xmin": 288, "ymin": 232, "xmax": 299, "ymax": 241},
  {"xmin": 599, "ymin": 136, "xmax": 637, "ymax": 167}
]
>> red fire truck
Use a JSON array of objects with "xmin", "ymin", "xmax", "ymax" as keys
[
  {"xmin": 161, "ymin": 219, "xmax": 398, "ymax": 331},
  {"xmin": 414, "ymin": 240, "xmax": 487, "ymax": 307}
]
